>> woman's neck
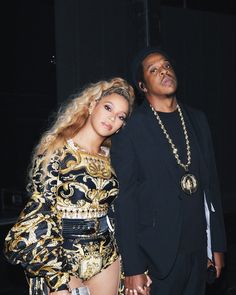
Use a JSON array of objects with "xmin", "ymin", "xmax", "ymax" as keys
[{"xmin": 72, "ymin": 125, "xmax": 105, "ymax": 155}]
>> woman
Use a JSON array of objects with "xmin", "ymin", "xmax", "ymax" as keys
[{"xmin": 4, "ymin": 77, "xmax": 135, "ymax": 295}]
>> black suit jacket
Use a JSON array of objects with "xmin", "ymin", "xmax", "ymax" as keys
[{"xmin": 110, "ymin": 99, "xmax": 226, "ymax": 278}]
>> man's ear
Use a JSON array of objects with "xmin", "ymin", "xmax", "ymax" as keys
[{"xmin": 138, "ymin": 81, "xmax": 147, "ymax": 92}]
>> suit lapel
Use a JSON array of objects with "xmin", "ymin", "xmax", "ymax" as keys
[{"xmin": 179, "ymin": 103, "xmax": 209, "ymax": 187}]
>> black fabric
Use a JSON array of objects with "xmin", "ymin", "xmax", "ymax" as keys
[
  {"xmin": 62, "ymin": 216, "xmax": 108, "ymax": 238},
  {"xmin": 111, "ymin": 99, "xmax": 227, "ymax": 278},
  {"xmin": 149, "ymin": 249, "xmax": 207, "ymax": 295},
  {"xmin": 157, "ymin": 110, "xmax": 207, "ymax": 252}
]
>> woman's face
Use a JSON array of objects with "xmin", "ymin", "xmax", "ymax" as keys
[{"xmin": 89, "ymin": 93, "xmax": 129, "ymax": 138}]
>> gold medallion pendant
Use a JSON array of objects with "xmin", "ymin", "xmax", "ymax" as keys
[
  {"xmin": 181, "ymin": 173, "xmax": 198, "ymax": 195},
  {"xmin": 150, "ymin": 104, "xmax": 199, "ymax": 196}
]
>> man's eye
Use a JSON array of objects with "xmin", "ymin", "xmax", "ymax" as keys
[
  {"xmin": 164, "ymin": 63, "xmax": 172, "ymax": 69},
  {"xmin": 150, "ymin": 68, "xmax": 158, "ymax": 73},
  {"xmin": 104, "ymin": 105, "xmax": 111, "ymax": 111}
]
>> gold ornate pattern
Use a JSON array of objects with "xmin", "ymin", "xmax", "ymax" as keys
[
  {"xmin": 4, "ymin": 145, "xmax": 119, "ymax": 293},
  {"xmin": 57, "ymin": 143, "xmax": 119, "ymax": 219}
]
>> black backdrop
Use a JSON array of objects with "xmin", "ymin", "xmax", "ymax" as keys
[{"xmin": 0, "ymin": 1, "xmax": 236, "ymax": 294}]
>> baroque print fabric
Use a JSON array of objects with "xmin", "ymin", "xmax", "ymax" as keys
[{"xmin": 4, "ymin": 142, "xmax": 119, "ymax": 294}]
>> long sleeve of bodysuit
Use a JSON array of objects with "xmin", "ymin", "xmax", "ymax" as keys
[{"xmin": 4, "ymin": 151, "xmax": 70, "ymax": 292}]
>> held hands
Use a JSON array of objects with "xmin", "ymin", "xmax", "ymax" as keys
[
  {"xmin": 124, "ymin": 274, "xmax": 152, "ymax": 295},
  {"xmin": 207, "ymin": 252, "xmax": 224, "ymax": 278}
]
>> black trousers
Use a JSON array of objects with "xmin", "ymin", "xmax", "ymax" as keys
[{"xmin": 149, "ymin": 249, "xmax": 207, "ymax": 295}]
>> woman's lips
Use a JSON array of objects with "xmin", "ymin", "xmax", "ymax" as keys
[{"xmin": 101, "ymin": 122, "xmax": 112, "ymax": 131}]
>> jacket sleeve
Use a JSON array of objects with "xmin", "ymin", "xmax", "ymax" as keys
[
  {"xmin": 4, "ymin": 151, "xmax": 70, "ymax": 291},
  {"xmin": 111, "ymin": 129, "xmax": 148, "ymax": 276},
  {"xmin": 200, "ymin": 112, "xmax": 227, "ymax": 252}
]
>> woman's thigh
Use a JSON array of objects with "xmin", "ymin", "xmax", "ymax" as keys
[
  {"xmin": 50, "ymin": 290, "xmax": 71, "ymax": 295},
  {"xmin": 50, "ymin": 258, "xmax": 120, "ymax": 295},
  {"xmin": 84, "ymin": 258, "xmax": 120, "ymax": 295}
]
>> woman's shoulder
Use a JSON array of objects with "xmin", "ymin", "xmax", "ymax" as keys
[{"xmin": 66, "ymin": 138, "xmax": 110, "ymax": 159}]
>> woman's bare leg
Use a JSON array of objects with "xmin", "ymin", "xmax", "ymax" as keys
[
  {"xmin": 50, "ymin": 290, "xmax": 70, "ymax": 295},
  {"xmin": 69, "ymin": 276, "xmax": 85, "ymax": 289},
  {"xmin": 50, "ymin": 258, "xmax": 120, "ymax": 295},
  {"xmin": 84, "ymin": 258, "xmax": 120, "ymax": 295}
]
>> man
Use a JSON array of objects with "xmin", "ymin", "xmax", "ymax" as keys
[{"xmin": 110, "ymin": 47, "xmax": 226, "ymax": 295}]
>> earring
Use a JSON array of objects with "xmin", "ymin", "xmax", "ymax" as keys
[
  {"xmin": 115, "ymin": 129, "xmax": 120, "ymax": 134},
  {"xmin": 139, "ymin": 82, "xmax": 146, "ymax": 92}
]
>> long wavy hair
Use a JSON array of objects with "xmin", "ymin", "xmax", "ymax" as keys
[{"xmin": 30, "ymin": 77, "xmax": 135, "ymax": 176}]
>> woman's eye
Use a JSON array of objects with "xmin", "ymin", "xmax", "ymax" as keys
[
  {"xmin": 119, "ymin": 115, "xmax": 126, "ymax": 121},
  {"xmin": 104, "ymin": 105, "xmax": 111, "ymax": 111}
]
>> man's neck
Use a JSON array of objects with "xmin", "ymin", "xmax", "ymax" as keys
[{"xmin": 146, "ymin": 95, "xmax": 177, "ymax": 113}]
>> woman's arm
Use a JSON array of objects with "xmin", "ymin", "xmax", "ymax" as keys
[{"xmin": 4, "ymin": 151, "xmax": 70, "ymax": 292}]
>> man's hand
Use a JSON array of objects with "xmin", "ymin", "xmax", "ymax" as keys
[
  {"xmin": 213, "ymin": 252, "xmax": 224, "ymax": 278},
  {"xmin": 124, "ymin": 274, "xmax": 152, "ymax": 295},
  {"xmin": 207, "ymin": 252, "xmax": 224, "ymax": 278}
]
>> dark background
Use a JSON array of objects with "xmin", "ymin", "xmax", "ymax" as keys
[{"xmin": 0, "ymin": 0, "xmax": 235, "ymax": 294}]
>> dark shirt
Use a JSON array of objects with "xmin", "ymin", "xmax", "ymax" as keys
[{"xmin": 158, "ymin": 109, "xmax": 207, "ymax": 252}]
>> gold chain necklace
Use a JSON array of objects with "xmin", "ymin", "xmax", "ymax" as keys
[
  {"xmin": 150, "ymin": 103, "xmax": 198, "ymax": 195},
  {"xmin": 150, "ymin": 104, "xmax": 191, "ymax": 171}
]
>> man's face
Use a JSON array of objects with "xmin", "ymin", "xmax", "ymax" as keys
[{"xmin": 140, "ymin": 52, "xmax": 177, "ymax": 97}]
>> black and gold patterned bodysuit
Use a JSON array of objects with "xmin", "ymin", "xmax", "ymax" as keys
[{"xmin": 4, "ymin": 140, "xmax": 119, "ymax": 294}]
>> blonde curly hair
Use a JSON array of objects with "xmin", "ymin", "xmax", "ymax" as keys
[{"xmin": 31, "ymin": 77, "xmax": 135, "ymax": 174}]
